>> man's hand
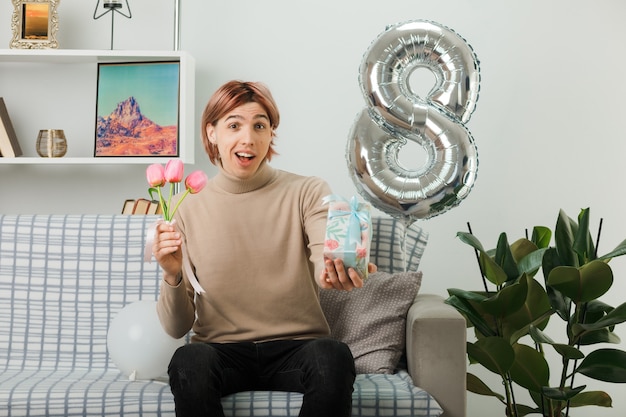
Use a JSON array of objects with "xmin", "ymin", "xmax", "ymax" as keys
[
  {"xmin": 153, "ymin": 220, "xmax": 183, "ymax": 285},
  {"xmin": 319, "ymin": 257, "xmax": 377, "ymax": 291}
]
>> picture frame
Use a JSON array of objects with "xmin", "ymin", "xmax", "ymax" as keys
[
  {"xmin": 94, "ymin": 61, "xmax": 181, "ymax": 158},
  {"xmin": 10, "ymin": 0, "xmax": 60, "ymax": 49},
  {"xmin": 0, "ymin": 97, "xmax": 23, "ymax": 157}
]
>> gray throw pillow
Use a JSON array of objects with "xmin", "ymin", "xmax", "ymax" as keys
[{"xmin": 319, "ymin": 271, "xmax": 422, "ymax": 374}]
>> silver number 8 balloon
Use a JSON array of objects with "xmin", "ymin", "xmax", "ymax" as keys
[{"xmin": 347, "ymin": 20, "xmax": 480, "ymax": 223}]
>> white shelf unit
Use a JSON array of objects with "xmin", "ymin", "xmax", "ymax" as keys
[{"xmin": 0, "ymin": 49, "xmax": 195, "ymax": 165}]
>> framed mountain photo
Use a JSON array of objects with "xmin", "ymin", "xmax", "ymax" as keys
[{"xmin": 94, "ymin": 61, "xmax": 180, "ymax": 157}]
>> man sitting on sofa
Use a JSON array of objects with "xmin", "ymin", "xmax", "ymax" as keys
[{"xmin": 151, "ymin": 80, "xmax": 376, "ymax": 417}]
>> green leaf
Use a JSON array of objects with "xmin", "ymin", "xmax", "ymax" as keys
[
  {"xmin": 509, "ymin": 404, "xmax": 541, "ymax": 417},
  {"xmin": 529, "ymin": 325, "xmax": 584, "ymax": 359},
  {"xmin": 480, "ymin": 275, "xmax": 528, "ymax": 318},
  {"xmin": 568, "ymin": 390, "xmax": 612, "ymax": 408},
  {"xmin": 583, "ymin": 299, "xmax": 614, "ymax": 319},
  {"xmin": 447, "ymin": 288, "xmax": 487, "ymax": 302},
  {"xmin": 495, "ymin": 233, "xmax": 519, "ymax": 282},
  {"xmin": 501, "ymin": 275, "xmax": 552, "ymax": 342},
  {"xmin": 466, "ymin": 372, "xmax": 505, "ymax": 400},
  {"xmin": 510, "ymin": 238, "xmax": 538, "ymax": 264},
  {"xmin": 508, "ymin": 311, "xmax": 554, "ymax": 346},
  {"xmin": 574, "ymin": 301, "xmax": 626, "ymax": 334},
  {"xmin": 509, "ymin": 343, "xmax": 550, "ymax": 392},
  {"xmin": 480, "ymin": 251, "xmax": 508, "ymax": 286},
  {"xmin": 445, "ymin": 293, "xmax": 497, "ymax": 337},
  {"xmin": 528, "ymin": 390, "xmax": 550, "ymax": 413},
  {"xmin": 597, "ymin": 238, "xmax": 626, "ymax": 261},
  {"xmin": 467, "ymin": 337, "xmax": 515, "ymax": 377},
  {"xmin": 531, "ymin": 226, "xmax": 552, "ymax": 249},
  {"xmin": 540, "ymin": 247, "xmax": 561, "ymax": 279},
  {"xmin": 456, "ymin": 231, "xmax": 509, "ymax": 286},
  {"xmin": 457, "ymin": 231, "xmax": 486, "ymax": 252},
  {"xmin": 516, "ymin": 247, "xmax": 548, "ymax": 278},
  {"xmin": 578, "ymin": 328, "xmax": 621, "ymax": 345},
  {"xmin": 542, "ymin": 248, "xmax": 571, "ymax": 321},
  {"xmin": 575, "ymin": 348, "xmax": 626, "ymax": 382},
  {"xmin": 554, "ymin": 209, "xmax": 578, "ymax": 267},
  {"xmin": 546, "ymin": 261, "xmax": 613, "ymax": 303},
  {"xmin": 589, "ymin": 297, "xmax": 615, "ymax": 310},
  {"xmin": 552, "ymin": 343, "xmax": 585, "ymax": 360},
  {"xmin": 578, "ymin": 300, "xmax": 620, "ymax": 342},
  {"xmin": 528, "ymin": 325, "xmax": 555, "ymax": 343},
  {"xmin": 541, "ymin": 385, "xmax": 586, "ymax": 401},
  {"xmin": 148, "ymin": 187, "xmax": 159, "ymax": 201},
  {"xmin": 573, "ymin": 207, "xmax": 595, "ymax": 263}
]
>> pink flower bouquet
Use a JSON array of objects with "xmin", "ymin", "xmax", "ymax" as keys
[{"xmin": 146, "ymin": 159, "xmax": 208, "ymax": 221}]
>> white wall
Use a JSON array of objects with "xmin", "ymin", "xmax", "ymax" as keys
[{"xmin": 2, "ymin": 1, "xmax": 626, "ymax": 416}]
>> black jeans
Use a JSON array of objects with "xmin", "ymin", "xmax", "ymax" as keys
[{"xmin": 168, "ymin": 337, "xmax": 355, "ymax": 417}]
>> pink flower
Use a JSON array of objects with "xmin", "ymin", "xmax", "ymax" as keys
[
  {"xmin": 146, "ymin": 159, "xmax": 207, "ymax": 221},
  {"xmin": 325, "ymin": 239, "xmax": 339, "ymax": 250},
  {"xmin": 164, "ymin": 159, "xmax": 184, "ymax": 183},
  {"xmin": 356, "ymin": 246, "xmax": 368, "ymax": 259},
  {"xmin": 332, "ymin": 202, "xmax": 350, "ymax": 211},
  {"xmin": 185, "ymin": 170, "xmax": 208, "ymax": 194},
  {"xmin": 146, "ymin": 164, "xmax": 165, "ymax": 187}
]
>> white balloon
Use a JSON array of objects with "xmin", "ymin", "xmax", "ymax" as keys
[{"xmin": 107, "ymin": 300, "xmax": 185, "ymax": 380}]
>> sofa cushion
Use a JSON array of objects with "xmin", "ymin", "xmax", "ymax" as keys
[
  {"xmin": 320, "ymin": 271, "xmax": 422, "ymax": 374},
  {"xmin": 369, "ymin": 217, "xmax": 428, "ymax": 274},
  {"xmin": 0, "ymin": 214, "xmax": 163, "ymax": 374},
  {"xmin": 0, "ymin": 368, "xmax": 442, "ymax": 417},
  {"xmin": 223, "ymin": 371, "xmax": 442, "ymax": 416}
]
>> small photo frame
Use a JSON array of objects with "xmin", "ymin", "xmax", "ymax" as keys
[
  {"xmin": 10, "ymin": 0, "xmax": 60, "ymax": 49},
  {"xmin": 94, "ymin": 61, "xmax": 181, "ymax": 158}
]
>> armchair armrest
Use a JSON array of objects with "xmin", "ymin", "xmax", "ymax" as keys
[{"xmin": 406, "ymin": 294, "xmax": 467, "ymax": 417}]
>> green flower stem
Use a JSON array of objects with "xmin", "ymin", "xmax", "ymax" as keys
[
  {"xmin": 167, "ymin": 182, "xmax": 174, "ymax": 216},
  {"xmin": 156, "ymin": 186, "xmax": 169, "ymax": 221},
  {"xmin": 168, "ymin": 188, "xmax": 191, "ymax": 221}
]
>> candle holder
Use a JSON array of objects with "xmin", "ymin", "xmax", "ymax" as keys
[
  {"xmin": 36, "ymin": 129, "xmax": 67, "ymax": 158},
  {"xmin": 93, "ymin": 0, "xmax": 132, "ymax": 50}
]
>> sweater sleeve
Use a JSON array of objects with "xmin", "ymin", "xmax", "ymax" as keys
[
  {"xmin": 301, "ymin": 177, "xmax": 332, "ymax": 284},
  {"xmin": 155, "ymin": 213, "xmax": 197, "ymax": 339},
  {"xmin": 156, "ymin": 277, "xmax": 196, "ymax": 339}
]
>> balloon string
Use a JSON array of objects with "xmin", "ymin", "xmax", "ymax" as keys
[{"xmin": 402, "ymin": 226, "xmax": 408, "ymax": 272}]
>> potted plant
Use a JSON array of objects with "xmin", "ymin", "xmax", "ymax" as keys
[{"xmin": 446, "ymin": 208, "xmax": 626, "ymax": 416}]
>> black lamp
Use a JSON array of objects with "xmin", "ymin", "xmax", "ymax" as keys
[{"xmin": 93, "ymin": 0, "xmax": 132, "ymax": 50}]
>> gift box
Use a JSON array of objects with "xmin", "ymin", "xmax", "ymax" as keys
[{"xmin": 323, "ymin": 195, "xmax": 372, "ymax": 279}]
